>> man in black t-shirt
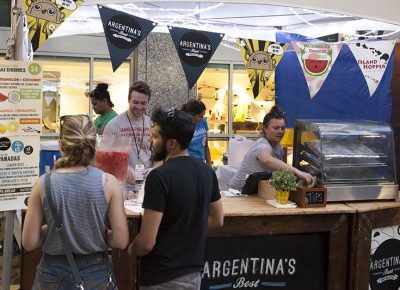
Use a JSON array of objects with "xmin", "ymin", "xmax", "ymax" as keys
[{"xmin": 129, "ymin": 108, "xmax": 224, "ymax": 289}]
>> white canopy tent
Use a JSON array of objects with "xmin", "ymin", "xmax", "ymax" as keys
[
  {"xmin": 50, "ymin": 0, "xmax": 400, "ymax": 42},
  {"xmin": 84, "ymin": 0, "xmax": 400, "ymax": 26}
]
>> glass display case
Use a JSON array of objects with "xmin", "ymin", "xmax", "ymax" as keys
[{"xmin": 293, "ymin": 120, "xmax": 398, "ymax": 201}]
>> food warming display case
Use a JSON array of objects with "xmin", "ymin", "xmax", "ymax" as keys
[{"xmin": 293, "ymin": 120, "xmax": 398, "ymax": 201}]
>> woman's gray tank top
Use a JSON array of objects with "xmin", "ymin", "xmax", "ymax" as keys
[{"xmin": 40, "ymin": 166, "xmax": 109, "ymax": 255}]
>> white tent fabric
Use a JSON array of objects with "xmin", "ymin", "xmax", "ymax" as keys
[
  {"xmin": 53, "ymin": 1, "xmax": 400, "ymax": 41},
  {"xmin": 86, "ymin": 0, "xmax": 400, "ymax": 26}
]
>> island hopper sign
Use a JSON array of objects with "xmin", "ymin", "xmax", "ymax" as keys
[
  {"xmin": 98, "ymin": 5, "xmax": 157, "ymax": 72},
  {"xmin": 169, "ymin": 26, "xmax": 224, "ymax": 90},
  {"xmin": 348, "ymin": 40, "xmax": 395, "ymax": 97},
  {"xmin": 201, "ymin": 234, "xmax": 328, "ymax": 290},
  {"xmin": 370, "ymin": 225, "xmax": 400, "ymax": 290}
]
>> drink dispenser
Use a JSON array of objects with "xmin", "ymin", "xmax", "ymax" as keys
[{"xmin": 95, "ymin": 136, "xmax": 131, "ymax": 196}]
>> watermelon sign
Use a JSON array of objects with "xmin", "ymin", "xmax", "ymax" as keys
[
  {"xmin": 301, "ymin": 47, "xmax": 332, "ymax": 76},
  {"xmin": 293, "ymin": 42, "xmax": 342, "ymax": 99}
]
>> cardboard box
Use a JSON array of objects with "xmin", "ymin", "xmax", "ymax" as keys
[
  {"xmin": 289, "ymin": 187, "xmax": 327, "ymax": 208},
  {"xmin": 257, "ymin": 180, "xmax": 276, "ymax": 200}
]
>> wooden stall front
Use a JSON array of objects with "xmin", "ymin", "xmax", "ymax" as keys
[
  {"xmin": 346, "ymin": 201, "xmax": 400, "ymax": 290},
  {"xmin": 21, "ymin": 196, "xmax": 355, "ymax": 290},
  {"xmin": 115, "ymin": 195, "xmax": 354, "ymax": 290}
]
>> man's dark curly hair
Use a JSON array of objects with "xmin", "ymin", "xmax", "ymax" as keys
[{"xmin": 151, "ymin": 107, "xmax": 195, "ymax": 149}]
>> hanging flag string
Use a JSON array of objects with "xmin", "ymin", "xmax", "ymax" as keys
[{"xmin": 5, "ymin": 6, "xmax": 22, "ymax": 60}]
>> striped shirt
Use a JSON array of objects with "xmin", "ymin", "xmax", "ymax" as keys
[{"xmin": 41, "ymin": 166, "xmax": 109, "ymax": 255}]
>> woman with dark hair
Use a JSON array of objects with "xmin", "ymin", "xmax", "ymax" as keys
[
  {"xmin": 181, "ymin": 99, "xmax": 212, "ymax": 165},
  {"xmin": 90, "ymin": 83, "xmax": 118, "ymax": 134},
  {"xmin": 22, "ymin": 115, "xmax": 128, "ymax": 289},
  {"xmin": 229, "ymin": 106, "xmax": 313, "ymax": 191}
]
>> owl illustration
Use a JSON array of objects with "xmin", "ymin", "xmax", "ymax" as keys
[
  {"xmin": 246, "ymin": 51, "xmax": 276, "ymax": 71},
  {"xmin": 26, "ymin": 0, "xmax": 65, "ymax": 34}
]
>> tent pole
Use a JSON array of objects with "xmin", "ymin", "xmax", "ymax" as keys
[{"xmin": 2, "ymin": 0, "xmax": 25, "ymax": 289}]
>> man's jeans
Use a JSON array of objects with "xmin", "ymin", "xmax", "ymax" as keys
[{"xmin": 140, "ymin": 272, "xmax": 201, "ymax": 290}]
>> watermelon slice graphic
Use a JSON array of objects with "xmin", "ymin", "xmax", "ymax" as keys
[
  {"xmin": 304, "ymin": 59, "xmax": 329, "ymax": 75},
  {"xmin": 301, "ymin": 48, "xmax": 332, "ymax": 76}
]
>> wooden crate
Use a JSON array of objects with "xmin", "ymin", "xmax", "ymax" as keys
[{"xmin": 289, "ymin": 187, "xmax": 327, "ymax": 208}]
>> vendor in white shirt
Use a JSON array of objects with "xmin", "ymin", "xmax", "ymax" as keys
[{"xmin": 229, "ymin": 106, "xmax": 313, "ymax": 191}]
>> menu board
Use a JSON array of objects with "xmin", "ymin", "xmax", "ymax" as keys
[
  {"xmin": 0, "ymin": 60, "xmax": 42, "ymax": 210},
  {"xmin": 0, "ymin": 61, "xmax": 42, "ymax": 135},
  {"xmin": 0, "ymin": 136, "xmax": 39, "ymax": 210}
]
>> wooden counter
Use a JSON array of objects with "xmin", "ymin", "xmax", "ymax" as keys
[
  {"xmin": 345, "ymin": 201, "xmax": 400, "ymax": 290},
  {"xmin": 122, "ymin": 195, "xmax": 355, "ymax": 290},
  {"xmin": 205, "ymin": 196, "xmax": 354, "ymax": 290},
  {"xmin": 22, "ymin": 196, "xmax": 357, "ymax": 290}
]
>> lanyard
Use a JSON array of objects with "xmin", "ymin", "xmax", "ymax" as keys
[{"xmin": 126, "ymin": 111, "xmax": 145, "ymax": 162}]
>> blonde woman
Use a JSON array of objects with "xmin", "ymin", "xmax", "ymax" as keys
[{"xmin": 22, "ymin": 115, "xmax": 128, "ymax": 289}]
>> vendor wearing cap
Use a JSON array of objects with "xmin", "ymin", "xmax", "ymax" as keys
[{"xmin": 229, "ymin": 105, "xmax": 313, "ymax": 191}]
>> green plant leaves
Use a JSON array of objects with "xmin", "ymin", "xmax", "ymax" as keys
[{"xmin": 268, "ymin": 169, "xmax": 297, "ymax": 191}]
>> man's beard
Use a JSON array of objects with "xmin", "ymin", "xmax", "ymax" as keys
[{"xmin": 151, "ymin": 143, "xmax": 168, "ymax": 162}]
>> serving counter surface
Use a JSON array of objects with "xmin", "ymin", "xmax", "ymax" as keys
[
  {"xmin": 125, "ymin": 195, "xmax": 355, "ymax": 218},
  {"xmin": 217, "ymin": 195, "xmax": 354, "ymax": 216}
]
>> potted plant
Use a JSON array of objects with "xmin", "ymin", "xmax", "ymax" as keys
[{"xmin": 268, "ymin": 169, "xmax": 298, "ymax": 205}]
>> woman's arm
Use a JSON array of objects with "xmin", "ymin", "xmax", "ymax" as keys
[
  {"xmin": 104, "ymin": 174, "xmax": 129, "ymax": 249},
  {"xmin": 258, "ymin": 149, "xmax": 313, "ymax": 184},
  {"xmin": 22, "ymin": 178, "xmax": 46, "ymax": 251},
  {"xmin": 204, "ymin": 135, "xmax": 212, "ymax": 165}
]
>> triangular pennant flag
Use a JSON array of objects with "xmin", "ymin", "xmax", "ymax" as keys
[
  {"xmin": 24, "ymin": 0, "xmax": 83, "ymax": 52},
  {"xmin": 293, "ymin": 42, "xmax": 342, "ymax": 99},
  {"xmin": 237, "ymin": 38, "xmax": 289, "ymax": 99},
  {"xmin": 348, "ymin": 40, "xmax": 396, "ymax": 96},
  {"xmin": 169, "ymin": 26, "xmax": 224, "ymax": 90},
  {"xmin": 98, "ymin": 5, "xmax": 157, "ymax": 72}
]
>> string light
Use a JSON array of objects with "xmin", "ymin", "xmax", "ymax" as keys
[{"xmin": 62, "ymin": 3, "xmax": 400, "ymax": 42}]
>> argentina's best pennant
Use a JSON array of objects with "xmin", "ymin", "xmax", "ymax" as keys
[
  {"xmin": 24, "ymin": 0, "xmax": 83, "ymax": 52},
  {"xmin": 169, "ymin": 26, "xmax": 224, "ymax": 90},
  {"xmin": 98, "ymin": 5, "xmax": 157, "ymax": 72},
  {"xmin": 348, "ymin": 40, "xmax": 396, "ymax": 97},
  {"xmin": 237, "ymin": 38, "xmax": 289, "ymax": 99}
]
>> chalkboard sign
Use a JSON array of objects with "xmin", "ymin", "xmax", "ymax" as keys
[
  {"xmin": 290, "ymin": 187, "xmax": 327, "ymax": 208},
  {"xmin": 201, "ymin": 233, "xmax": 328, "ymax": 290},
  {"xmin": 305, "ymin": 191, "xmax": 325, "ymax": 205}
]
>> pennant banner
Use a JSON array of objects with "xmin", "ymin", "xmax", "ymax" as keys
[
  {"xmin": 348, "ymin": 41, "xmax": 396, "ymax": 96},
  {"xmin": 169, "ymin": 26, "xmax": 224, "ymax": 90},
  {"xmin": 98, "ymin": 5, "xmax": 157, "ymax": 72},
  {"xmin": 237, "ymin": 38, "xmax": 288, "ymax": 99},
  {"xmin": 293, "ymin": 42, "xmax": 342, "ymax": 99},
  {"xmin": 276, "ymin": 45, "xmax": 394, "ymax": 127},
  {"xmin": 24, "ymin": 0, "xmax": 83, "ymax": 52}
]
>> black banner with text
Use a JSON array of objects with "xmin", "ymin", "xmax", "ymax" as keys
[
  {"xmin": 169, "ymin": 26, "xmax": 224, "ymax": 90},
  {"xmin": 98, "ymin": 5, "xmax": 157, "ymax": 72},
  {"xmin": 202, "ymin": 233, "xmax": 328, "ymax": 289}
]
